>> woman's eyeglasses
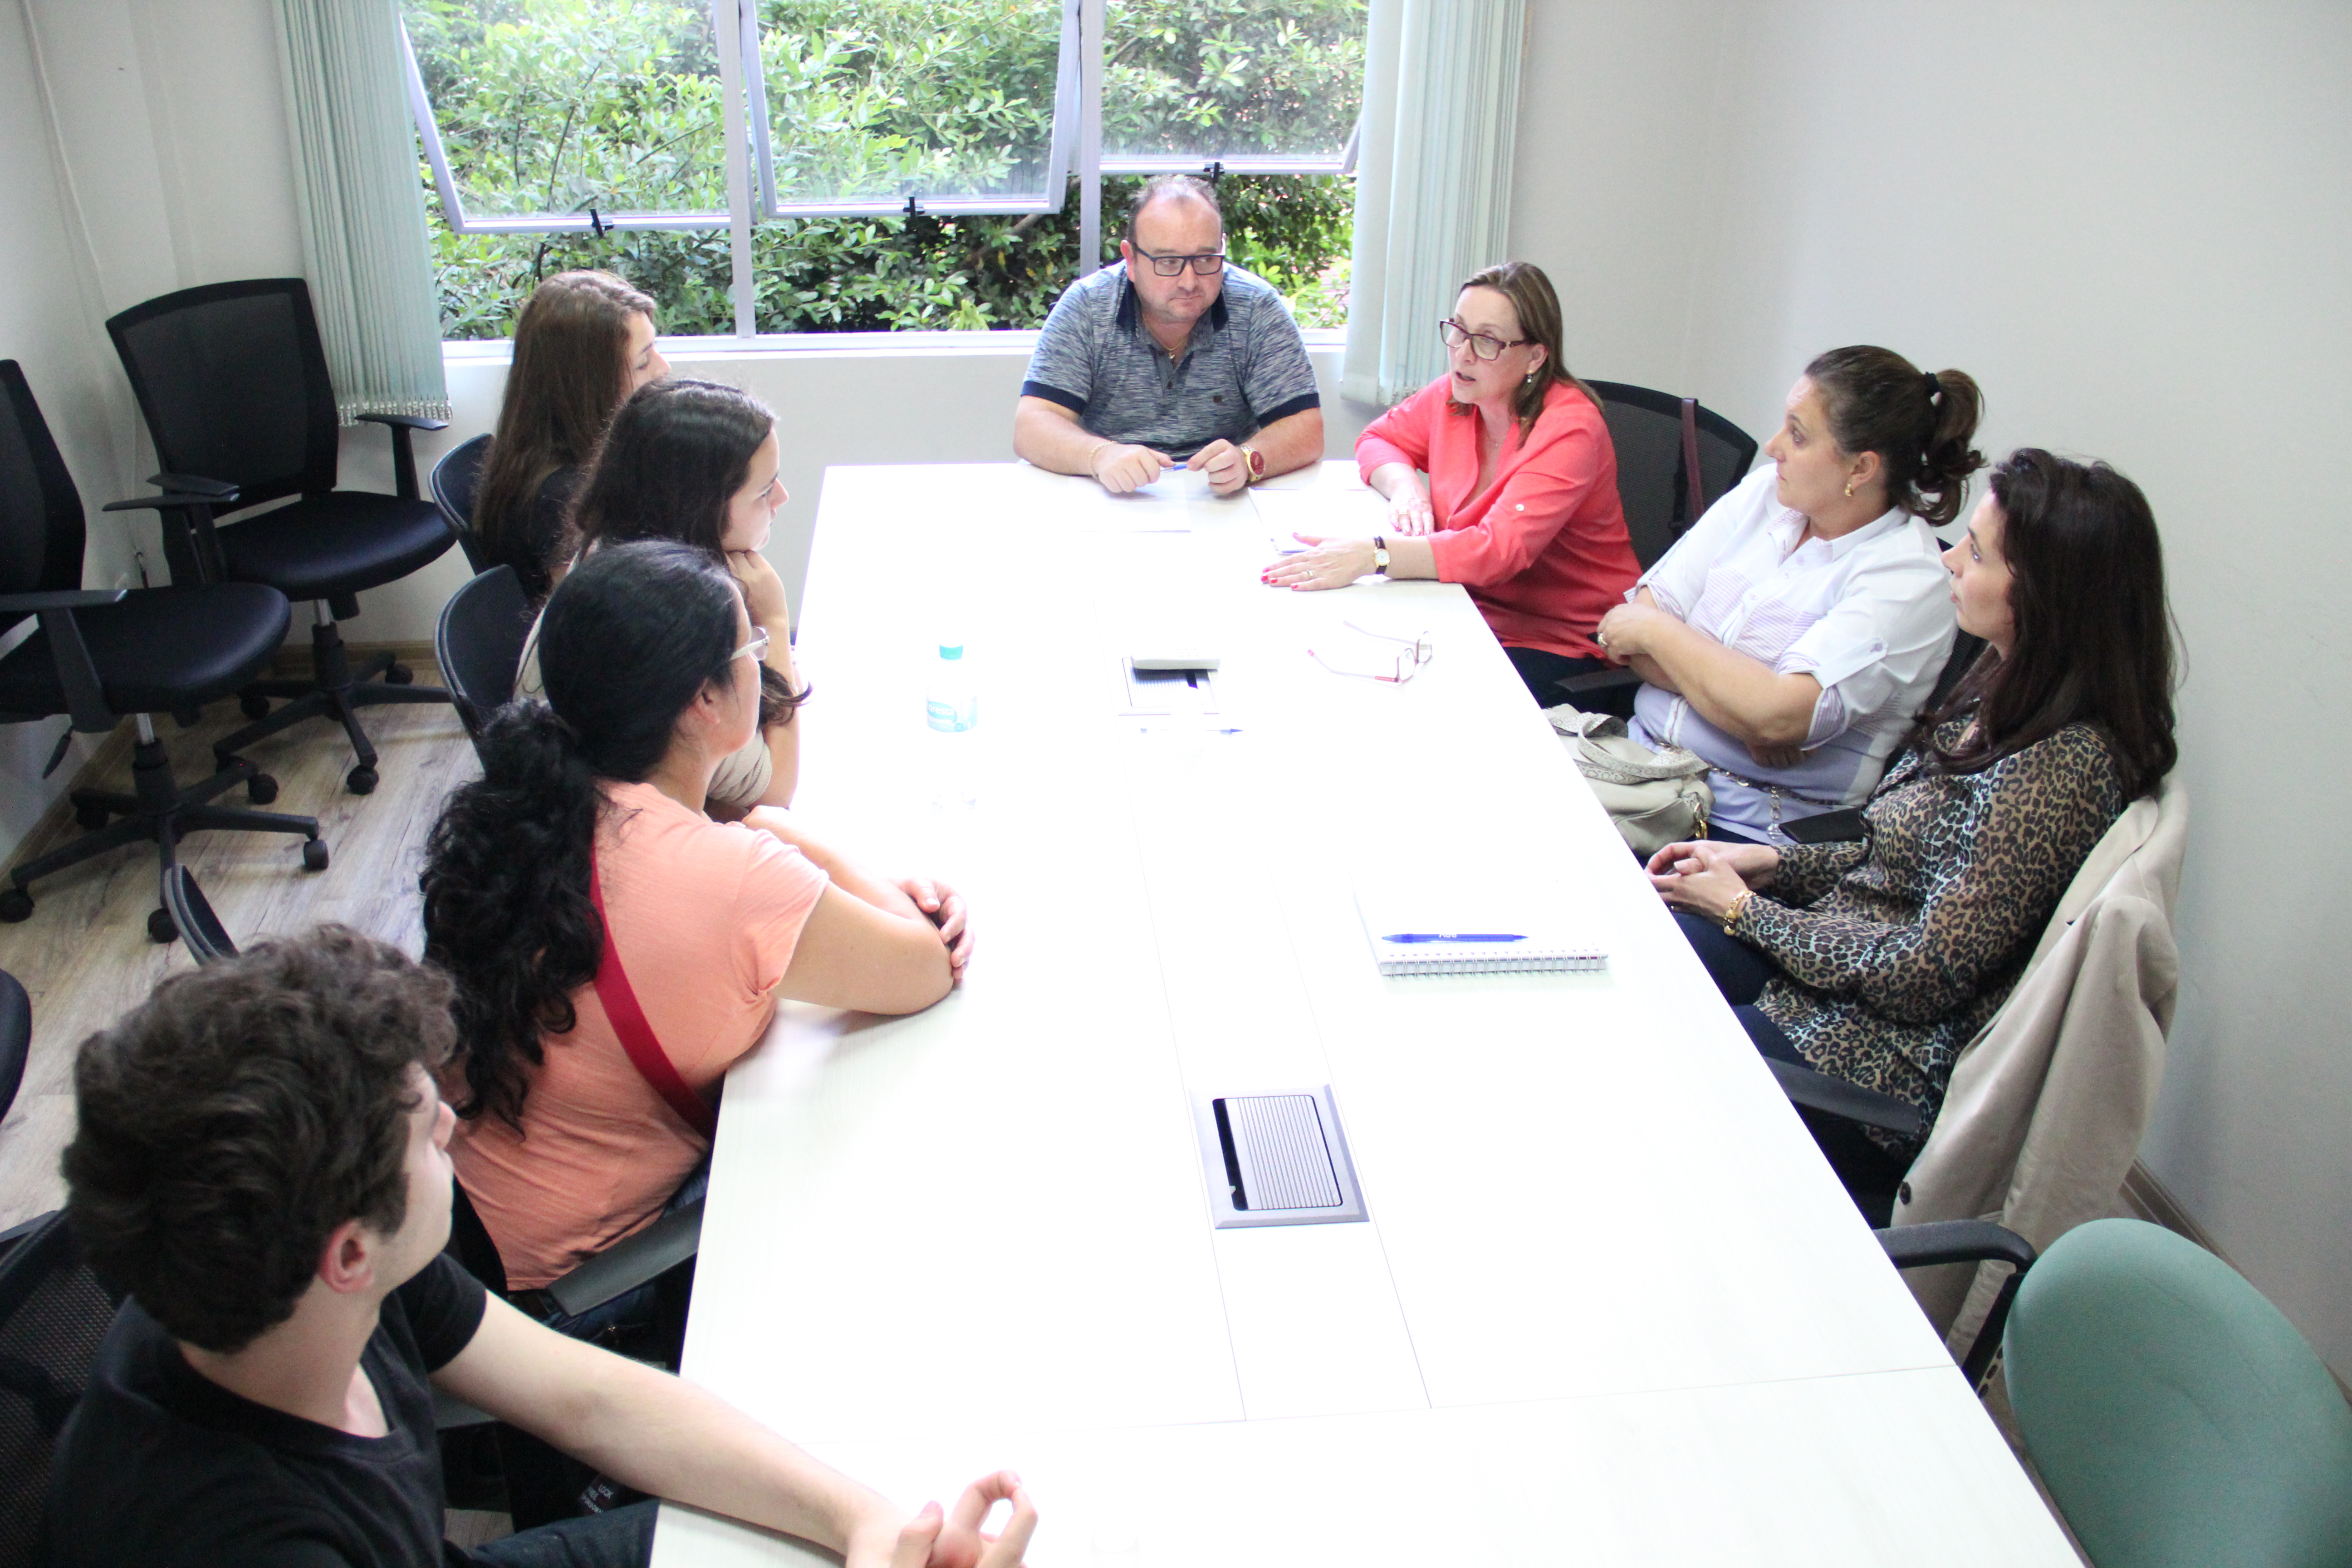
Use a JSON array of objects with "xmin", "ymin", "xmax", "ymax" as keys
[
  {"xmin": 1133, "ymin": 245, "xmax": 1227, "ymax": 277},
  {"xmin": 1437, "ymin": 319, "xmax": 1530, "ymax": 361},
  {"xmin": 733, "ymin": 627, "xmax": 771, "ymax": 665}
]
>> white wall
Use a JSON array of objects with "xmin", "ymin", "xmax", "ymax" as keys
[
  {"xmin": 1, "ymin": 0, "xmax": 304, "ymax": 852},
  {"xmin": 1514, "ymin": 1, "xmax": 2352, "ymax": 1372}
]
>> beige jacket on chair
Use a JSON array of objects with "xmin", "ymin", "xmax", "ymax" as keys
[{"xmin": 1886, "ymin": 778, "xmax": 2189, "ymax": 1358}]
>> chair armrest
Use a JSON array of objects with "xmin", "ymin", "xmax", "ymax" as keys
[
  {"xmin": 1556, "ymin": 667, "xmax": 1642, "ymax": 699},
  {"xmin": 356, "ymin": 413, "xmax": 447, "ymax": 500},
  {"xmin": 1766, "ymin": 1057, "xmax": 1923, "ymax": 1140},
  {"xmin": 102, "ymin": 490, "xmax": 240, "ymax": 514},
  {"xmin": 0, "ymin": 588, "xmax": 125, "ymax": 614},
  {"xmin": 0, "ymin": 594, "xmax": 126, "ymax": 731},
  {"xmin": 1874, "ymin": 1220, "xmax": 2036, "ymax": 1389},
  {"xmin": 544, "ymin": 1199, "xmax": 703, "ymax": 1320},
  {"xmin": 144, "ymin": 471, "xmax": 239, "ymax": 500},
  {"xmin": 1781, "ymin": 808, "xmax": 1868, "ymax": 845}
]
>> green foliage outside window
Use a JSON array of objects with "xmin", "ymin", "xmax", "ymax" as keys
[{"xmin": 406, "ymin": 0, "xmax": 1360, "ymax": 338}]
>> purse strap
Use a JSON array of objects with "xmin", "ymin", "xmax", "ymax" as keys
[
  {"xmin": 588, "ymin": 852, "xmax": 718, "ymax": 1141},
  {"xmin": 1679, "ymin": 397, "xmax": 1708, "ymax": 525}
]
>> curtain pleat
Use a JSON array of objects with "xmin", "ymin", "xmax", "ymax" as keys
[
  {"xmin": 274, "ymin": 0, "xmax": 449, "ymax": 423},
  {"xmin": 1343, "ymin": 0, "xmax": 1526, "ymax": 407}
]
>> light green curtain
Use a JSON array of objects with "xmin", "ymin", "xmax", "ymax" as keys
[
  {"xmin": 274, "ymin": 0, "xmax": 449, "ymax": 422},
  {"xmin": 1342, "ymin": 0, "xmax": 1527, "ymax": 407}
]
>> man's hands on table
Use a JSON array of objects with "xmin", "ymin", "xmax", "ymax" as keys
[{"xmin": 1089, "ymin": 442, "xmax": 1175, "ymax": 495}]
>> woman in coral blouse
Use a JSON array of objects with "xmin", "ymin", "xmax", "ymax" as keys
[{"xmin": 1262, "ymin": 261, "xmax": 1640, "ymax": 705}]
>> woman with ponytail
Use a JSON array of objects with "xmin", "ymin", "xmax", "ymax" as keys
[
  {"xmin": 423, "ymin": 540, "xmax": 954, "ymax": 1294},
  {"xmin": 1647, "ymin": 449, "xmax": 2178, "ymax": 1172},
  {"xmin": 1595, "ymin": 346, "xmax": 1983, "ymax": 840}
]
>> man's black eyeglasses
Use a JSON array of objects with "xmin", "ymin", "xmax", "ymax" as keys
[{"xmin": 1132, "ymin": 245, "xmax": 1227, "ymax": 277}]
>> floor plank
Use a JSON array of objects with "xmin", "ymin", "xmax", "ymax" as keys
[{"xmin": 0, "ymin": 680, "xmax": 475, "ymax": 1230}]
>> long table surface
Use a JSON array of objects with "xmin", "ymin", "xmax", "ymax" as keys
[{"xmin": 650, "ymin": 462, "xmax": 2075, "ymax": 1566}]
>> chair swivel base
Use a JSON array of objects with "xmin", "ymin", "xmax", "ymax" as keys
[
  {"xmin": 0, "ymin": 730, "xmax": 326, "ymax": 933},
  {"xmin": 212, "ymin": 617, "xmax": 451, "ymax": 794}
]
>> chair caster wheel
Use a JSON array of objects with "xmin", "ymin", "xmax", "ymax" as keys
[
  {"xmin": 75, "ymin": 801, "xmax": 110, "ymax": 830},
  {"xmin": 387, "ymin": 662, "xmax": 415, "ymax": 686},
  {"xmin": 303, "ymin": 838, "xmax": 330, "ymax": 872},
  {"xmin": 240, "ymin": 691, "xmax": 271, "ymax": 719},
  {"xmin": 346, "ymin": 765, "xmax": 378, "ymax": 795},
  {"xmin": 0, "ymin": 887, "xmax": 31, "ymax": 923},
  {"xmin": 247, "ymin": 772, "xmax": 279, "ymax": 805},
  {"xmin": 149, "ymin": 907, "xmax": 177, "ymax": 944}
]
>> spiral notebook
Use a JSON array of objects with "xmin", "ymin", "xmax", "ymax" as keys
[{"xmin": 1354, "ymin": 886, "xmax": 1607, "ymax": 976}]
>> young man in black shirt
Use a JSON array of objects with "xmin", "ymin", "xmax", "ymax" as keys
[{"xmin": 48, "ymin": 925, "xmax": 1034, "ymax": 1568}]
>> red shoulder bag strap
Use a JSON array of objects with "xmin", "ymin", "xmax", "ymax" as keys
[
  {"xmin": 1679, "ymin": 397, "xmax": 1709, "ymax": 526},
  {"xmin": 588, "ymin": 853, "xmax": 718, "ymax": 1140}
]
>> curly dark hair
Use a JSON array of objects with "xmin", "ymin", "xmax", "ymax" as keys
[
  {"xmin": 422, "ymin": 540, "xmax": 741, "ymax": 1129},
  {"xmin": 61, "ymin": 926, "xmax": 454, "ymax": 1353},
  {"xmin": 1914, "ymin": 448, "xmax": 2180, "ymax": 800}
]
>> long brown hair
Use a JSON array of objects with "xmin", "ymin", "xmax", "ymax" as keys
[
  {"xmin": 1916, "ymin": 449, "xmax": 2178, "ymax": 800},
  {"xmin": 475, "ymin": 270, "xmax": 656, "ymax": 573},
  {"xmin": 1446, "ymin": 261, "xmax": 1594, "ymax": 442},
  {"xmin": 1804, "ymin": 345, "xmax": 1984, "ymax": 526}
]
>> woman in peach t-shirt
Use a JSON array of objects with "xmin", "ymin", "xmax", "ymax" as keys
[{"xmin": 422, "ymin": 541, "xmax": 962, "ymax": 1296}]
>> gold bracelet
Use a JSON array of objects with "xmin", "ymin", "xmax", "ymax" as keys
[{"xmin": 1722, "ymin": 889, "xmax": 1755, "ymax": 935}]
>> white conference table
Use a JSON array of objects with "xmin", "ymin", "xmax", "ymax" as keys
[{"xmin": 650, "ymin": 462, "xmax": 2075, "ymax": 1566}]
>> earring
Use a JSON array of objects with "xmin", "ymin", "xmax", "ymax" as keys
[{"xmin": 1843, "ymin": 479, "xmax": 1855, "ymax": 498}]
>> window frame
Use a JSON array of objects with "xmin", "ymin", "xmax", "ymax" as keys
[{"xmin": 402, "ymin": 0, "xmax": 1361, "ymax": 331}]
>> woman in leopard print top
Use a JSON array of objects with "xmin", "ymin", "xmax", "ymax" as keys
[{"xmin": 1647, "ymin": 449, "xmax": 2178, "ymax": 1151}]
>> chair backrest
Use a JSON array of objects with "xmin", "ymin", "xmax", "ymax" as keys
[
  {"xmin": 161, "ymin": 868, "xmax": 238, "ymax": 965},
  {"xmin": 0, "ymin": 1210, "xmax": 122, "ymax": 1568},
  {"xmin": 435, "ymin": 566, "xmax": 533, "ymax": 743},
  {"xmin": 0, "ymin": 970, "xmax": 27, "ymax": 1127},
  {"xmin": 1584, "ymin": 380, "xmax": 1760, "ymax": 569},
  {"xmin": 0, "ymin": 362, "xmax": 88, "ymax": 639},
  {"xmin": 430, "ymin": 434, "xmax": 496, "ymax": 574},
  {"xmin": 105, "ymin": 279, "xmax": 339, "ymax": 510},
  {"xmin": 2005, "ymin": 1218, "xmax": 2352, "ymax": 1568}
]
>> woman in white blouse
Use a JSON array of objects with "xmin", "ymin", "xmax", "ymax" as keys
[{"xmin": 1593, "ymin": 347, "xmax": 1984, "ymax": 842}]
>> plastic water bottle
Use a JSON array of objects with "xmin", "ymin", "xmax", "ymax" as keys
[{"xmin": 926, "ymin": 640, "xmax": 978, "ymax": 807}]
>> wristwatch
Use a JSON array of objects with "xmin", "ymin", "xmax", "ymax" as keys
[
  {"xmin": 1371, "ymin": 535, "xmax": 1391, "ymax": 577},
  {"xmin": 1240, "ymin": 445, "xmax": 1266, "ymax": 483}
]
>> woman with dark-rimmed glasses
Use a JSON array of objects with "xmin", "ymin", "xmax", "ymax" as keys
[{"xmin": 1261, "ymin": 261, "xmax": 1641, "ymax": 707}]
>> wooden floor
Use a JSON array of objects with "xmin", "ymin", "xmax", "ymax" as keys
[{"xmin": 0, "ymin": 674, "xmax": 476, "ymax": 1231}]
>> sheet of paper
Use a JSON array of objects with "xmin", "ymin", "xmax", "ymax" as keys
[{"xmin": 1094, "ymin": 466, "xmax": 1211, "ymax": 530}]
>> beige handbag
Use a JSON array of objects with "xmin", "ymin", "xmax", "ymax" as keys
[{"xmin": 1544, "ymin": 704, "xmax": 1713, "ymax": 857}]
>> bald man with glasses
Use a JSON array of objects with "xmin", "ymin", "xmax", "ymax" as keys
[{"xmin": 1014, "ymin": 174, "xmax": 1324, "ymax": 496}]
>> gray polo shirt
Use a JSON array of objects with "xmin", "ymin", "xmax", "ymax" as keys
[{"xmin": 1020, "ymin": 263, "xmax": 1320, "ymax": 460}]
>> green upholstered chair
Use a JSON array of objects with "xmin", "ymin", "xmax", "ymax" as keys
[{"xmin": 2004, "ymin": 1218, "xmax": 2352, "ymax": 1568}]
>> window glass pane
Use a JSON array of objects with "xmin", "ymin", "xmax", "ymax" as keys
[
  {"xmin": 1103, "ymin": 0, "xmax": 1366, "ymax": 166},
  {"xmin": 405, "ymin": 0, "xmax": 727, "ymax": 220},
  {"xmin": 755, "ymin": 0, "xmax": 1067, "ymax": 208}
]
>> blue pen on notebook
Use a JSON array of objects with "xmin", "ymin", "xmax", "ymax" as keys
[{"xmin": 1380, "ymin": 932, "xmax": 1526, "ymax": 944}]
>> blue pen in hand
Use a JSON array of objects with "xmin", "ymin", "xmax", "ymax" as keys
[{"xmin": 1380, "ymin": 932, "xmax": 1526, "ymax": 944}]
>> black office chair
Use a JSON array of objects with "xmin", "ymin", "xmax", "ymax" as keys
[
  {"xmin": 434, "ymin": 565, "xmax": 533, "ymax": 745},
  {"xmin": 0, "ymin": 1210, "xmax": 125, "ymax": 1568},
  {"xmin": 1584, "ymin": 380, "xmax": 1759, "ymax": 572},
  {"xmin": 0, "ymin": 362, "xmax": 326, "ymax": 933},
  {"xmin": 1559, "ymin": 382, "xmax": 1759, "ymax": 714},
  {"xmin": 0, "ymin": 970, "xmax": 26, "ymax": 1127},
  {"xmin": 430, "ymin": 433, "xmax": 495, "ymax": 575},
  {"xmin": 443, "ymin": 1183, "xmax": 702, "ymax": 1526},
  {"xmin": 160, "ymin": 866, "xmax": 237, "ymax": 964},
  {"xmin": 1874, "ymin": 1220, "xmax": 2035, "ymax": 1390},
  {"xmin": 105, "ymin": 278, "xmax": 455, "ymax": 796}
]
